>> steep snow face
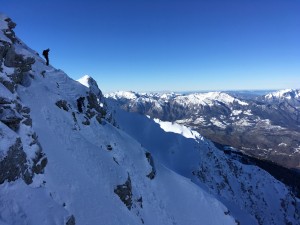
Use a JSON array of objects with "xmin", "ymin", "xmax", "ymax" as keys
[
  {"xmin": 0, "ymin": 14, "xmax": 236, "ymax": 225},
  {"xmin": 111, "ymin": 108, "xmax": 300, "ymax": 225}
]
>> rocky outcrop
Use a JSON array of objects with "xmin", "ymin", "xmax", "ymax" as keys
[
  {"xmin": 0, "ymin": 138, "xmax": 26, "ymax": 184},
  {"xmin": 0, "ymin": 102, "xmax": 23, "ymax": 130},
  {"xmin": 56, "ymin": 100, "xmax": 69, "ymax": 112},
  {"xmin": 0, "ymin": 15, "xmax": 35, "ymax": 93},
  {"xmin": 0, "ymin": 16, "xmax": 47, "ymax": 185},
  {"xmin": 2, "ymin": 17, "xmax": 17, "ymax": 43},
  {"xmin": 66, "ymin": 215, "xmax": 76, "ymax": 225},
  {"xmin": 114, "ymin": 175, "xmax": 133, "ymax": 210},
  {"xmin": 145, "ymin": 152, "xmax": 156, "ymax": 180},
  {"xmin": 77, "ymin": 75, "xmax": 108, "ymax": 124}
]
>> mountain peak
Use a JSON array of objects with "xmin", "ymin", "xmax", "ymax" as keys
[
  {"xmin": 264, "ymin": 89, "xmax": 300, "ymax": 101},
  {"xmin": 77, "ymin": 75, "xmax": 103, "ymax": 100}
]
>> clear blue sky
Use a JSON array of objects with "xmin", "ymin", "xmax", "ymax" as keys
[{"xmin": 2, "ymin": 0, "xmax": 300, "ymax": 92}]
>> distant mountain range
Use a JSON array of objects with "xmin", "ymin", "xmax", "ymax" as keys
[
  {"xmin": 106, "ymin": 89, "xmax": 300, "ymax": 170},
  {"xmin": 1, "ymin": 13, "xmax": 300, "ymax": 225}
]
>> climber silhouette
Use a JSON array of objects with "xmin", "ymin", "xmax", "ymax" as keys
[{"xmin": 42, "ymin": 48, "xmax": 50, "ymax": 66}]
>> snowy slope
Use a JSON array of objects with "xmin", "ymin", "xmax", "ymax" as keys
[
  {"xmin": 0, "ymin": 14, "xmax": 237, "ymax": 225},
  {"xmin": 106, "ymin": 89, "xmax": 300, "ymax": 170},
  {"xmin": 107, "ymin": 105, "xmax": 300, "ymax": 225}
]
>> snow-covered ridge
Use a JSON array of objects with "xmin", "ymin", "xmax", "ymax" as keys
[
  {"xmin": 0, "ymin": 13, "xmax": 237, "ymax": 225},
  {"xmin": 106, "ymin": 91, "xmax": 248, "ymax": 107},
  {"xmin": 265, "ymin": 89, "xmax": 300, "ymax": 100},
  {"xmin": 175, "ymin": 92, "xmax": 248, "ymax": 106}
]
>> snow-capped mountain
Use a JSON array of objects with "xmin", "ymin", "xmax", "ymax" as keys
[
  {"xmin": 106, "ymin": 90, "xmax": 300, "ymax": 171},
  {"xmin": 0, "ymin": 14, "xmax": 239, "ymax": 225},
  {"xmin": 262, "ymin": 89, "xmax": 300, "ymax": 107}
]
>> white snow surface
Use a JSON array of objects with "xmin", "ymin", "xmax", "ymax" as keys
[
  {"xmin": 0, "ymin": 14, "xmax": 236, "ymax": 225},
  {"xmin": 111, "ymin": 107, "xmax": 300, "ymax": 225},
  {"xmin": 76, "ymin": 75, "xmax": 90, "ymax": 88},
  {"xmin": 153, "ymin": 118, "xmax": 201, "ymax": 139},
  {"xmin": 106, "ymin": 91, "xmax": 138, "ymax": 100},
  {"xmin": 175, "ymin": 92, "xmax": 248, "ymax": 106}
]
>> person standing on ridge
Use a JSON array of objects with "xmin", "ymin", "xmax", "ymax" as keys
[{"xmin": 42, "ymin": 48, "xmax": 50, "ymax": 66}]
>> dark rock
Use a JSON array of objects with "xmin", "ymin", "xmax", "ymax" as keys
[
  {"xmin": 0, "ymin": 138, "xmax": 27, "ymax": 184},
  {"xmin": 114, "ymin": 175, "xmax": 133, "ymax": 210},
  {"xmin": 136, "ymin": 197, "xmax": 143, "ymax": 208},
  {"xmin": 76, "ymin": 97, "xmax": 85, "ymax": 113},
  {"xmin": 87, "ymin": 92, "xmax": 100, "ymax": 111},
  {"xmin": 5, "ymin": 18, "xmax": 16, "ymax": 30},
  {"xmin": 145, "ymin": 152, "xmax": 156, "ymax": 180},
  {"xmin": 0, "ymin": 97, "xmax": 11, "ymax": 104},
  {"xmin": 3, "ymin": 18, "xmax": 17, "ymax": 43},
  {"xmin": 0, "ymin": 42, "xmax": 10, "ymax": 60},
  {"xmin": 32, "ymin": 150, "xmax": 48, "ymax": 175},
  {"xmin": 0, "ymin": 107, "xmax": 22, "ymax": 131},
  {"xmin": 66, "ymin": 215, "xmax": 76, "ymax": 225},
  {"xmin": 95, "ymin": 114, "xmax": 102, "ymax": 124},
  {"xmin": 0, "ymin": 79, "xmax": 15, "ymax": 93},
  {"xmin": 106, "ymin": 145, "xmax": 113, "ymax": 151},
  {"xmin": 21, "ymin": 106, "xmax": 30, "ymax": 114},
  {"xmin": 113, "ymin": 157, "xmax": 119, "ymax": 165},
  {"xmin": 55, "ymin": 100, "xmax": 69, "ymax": 112},
  {"xmin": 22, "ymin": 117, "xmax": 32, "ymax": 126},
  {"xmin": 72, "ymin": 112, "xmax": 77, "ymax": 123},
  {"xmin": 86, "ymin": 109, "xmax": 96, "ymax": 119},
  {"xmin": 82, "ymin": 117, "xmax": 90, "ymax": 125},
  {"xmin": 4, "ymin": 47, "xmax": 22, "ymax": 68}
]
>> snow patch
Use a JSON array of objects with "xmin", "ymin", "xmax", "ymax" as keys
[{"xmin": 153, "ymin": 118, "xmax": 201, "ymax": 139}]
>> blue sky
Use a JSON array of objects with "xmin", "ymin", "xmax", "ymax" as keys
[{"xmin": 2, "ymin": 0, "xmax": 300, "ymax": 92}]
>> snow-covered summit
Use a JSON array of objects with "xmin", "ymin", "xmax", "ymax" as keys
[{"xmin": 77, "ymin": 74, "xmax": 104, "ymax": 101}]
